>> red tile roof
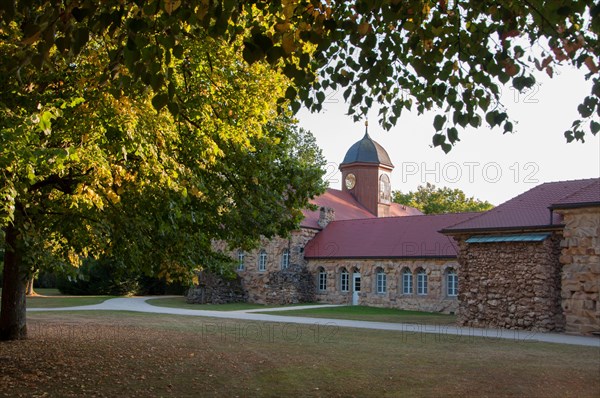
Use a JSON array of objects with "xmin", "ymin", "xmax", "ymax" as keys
[
  {"xmin": 442, "ymin": 178, "xmax": 600, "ymax": 233},
  {"xmin": 550, "ymin": 178, "xmax": 600, "ymax": 208},
  {"xmin": 300, "ymin": 188, "xmax": 422, "ymax": 229},
  {"xmin": 304, "ymin": 212, "xmax": 479, "ymax": 259},
  {"xmin": 389, "ymin": 202, "xmax": 424, "ymax": 217}
]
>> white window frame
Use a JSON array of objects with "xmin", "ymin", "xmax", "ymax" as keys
[
  {"xmin": 281, "ymin": 249, "xmax": 290, "ymax": 270},
  {"xmin": 447, "ymin": 269, "xmax": 458, "ymax": 297},
  {"xmin": 417, "ymin": 269, "xmax": 428, "ymax": 295},
  {"xmin": 402, "ymin": 269, "xmax": 413, "ymax": 294},
  {"xmin": 318, "ymin": 268, "xmax": 327, "ymax": 291},
  {"xmin": 340, "ymin": 269, "xmax": 349, "ymax": 292},
  {"xmin": 258, "ymin": 250, "xmax": 267, "ymax": 272},
  {"xmin": 376, "ymin": 269, "xmax": 387, "ymax": 294},
  {"xmin": 237, "ymin": 251, "xmax": 245, "ymax": 271}
]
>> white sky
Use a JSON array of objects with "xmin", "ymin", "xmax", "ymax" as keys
[{"xmin": 298, "ymin": 66, "xmax": 600, "ymax": 205}]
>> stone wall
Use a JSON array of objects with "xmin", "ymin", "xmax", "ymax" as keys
[
  {"xmin": 556, "ymin": 207, "xmax": 600, "ymax": 335},
  {"xmin": 217, "ymin": 228, "xmax": 319, "ymax": 304},
  {"xmin": 186, "ymin": 271, "xmax": 246, "ymax": 304},
  {"xmin": 262, "ymin": 265, "xmax": 315, "ymax": 304},
  {"xmin": 306, "ymin": 258, "xmax": 459, "ymax": 313},
  {"xmin": 455, "ymin": 235, "xmax": 564, "ymax": 332}
]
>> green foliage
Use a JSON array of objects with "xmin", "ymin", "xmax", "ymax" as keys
[
  {"xmin": 393, "ymin": 183, "xmax": 494, "ymax": 214},
  {"xmin": 55, "ymin": 258, "xmax": 187, "ymax": 296},
  {"xmin": 1, "ymin": 23, "xmax": 326, "ymax": 291},
  {"xmin": 1, "ymin": 1, "xmax": 598, "ymax": 150},
  {"xmin": 56, "ymin": 259, "xmax": 140, "ymax": 296}
]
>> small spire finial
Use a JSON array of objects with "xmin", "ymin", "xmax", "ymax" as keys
[{"xmin": 364, "ymin": 119, "xmax": 369, "ymax": 138}]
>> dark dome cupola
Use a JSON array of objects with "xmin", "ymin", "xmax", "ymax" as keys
[{"xmin": 341, "ymin": 131, "xmax": 394, "ymax": 168}]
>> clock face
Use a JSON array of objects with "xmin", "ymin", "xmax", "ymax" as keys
[{"xmin": 345, "ymin": 173, "xmax": 356, "ymax": 190}]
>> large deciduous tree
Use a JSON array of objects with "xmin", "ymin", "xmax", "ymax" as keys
[
  {"xmin": 0, "ymin": 25, "xmax": 326, "ymax": 340},
  {"xmin": 393, "ymin": 183, "xmax": 494, "ymax": 214},
  {"xmin": 1, "ymin": 1, "xmax": 598, "ymax": 151}
]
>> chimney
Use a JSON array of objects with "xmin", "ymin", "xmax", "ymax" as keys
[{"xmin": 318, "ymin": 207, "xmax": 335, "ymax": 229}]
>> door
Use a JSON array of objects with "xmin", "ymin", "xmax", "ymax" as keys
[{"xmin": 352, "ymin": 273, "xmax": 361, "ymax": 305}]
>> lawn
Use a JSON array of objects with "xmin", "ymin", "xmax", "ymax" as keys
[
  {"xmin": 258, "ymin": 305, "xmax": 457, "ymax": 325},
  {"xmin": 0, "ymin": 288, "xmax": 114, "ymax": 308},
  {"xmin": 26, "ymin": 295, "xmax": 114, "ymax": 308},
  {"xmin": 146, "ymin": 296, "xmax": 270, "ymax": 311},
  {"xmin": 0, "ymin": 311, "xmax": 597, "ymax": 397},
  {"xmin": 146, "ymin": 296, "xmax": 322, "ymax": 311}
]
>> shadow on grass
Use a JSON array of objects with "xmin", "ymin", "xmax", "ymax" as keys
[{"xmin": 255, "ymin": 305, "xmax": 457, "ymax": 325}]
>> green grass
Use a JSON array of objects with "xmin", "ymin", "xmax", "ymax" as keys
[
  {"xmin": 257, "ymin": 305, "xmax": 457, "ymax": 325},
  {"xmin": 0, "ymin": 287, "xmax": 114, "ymax": 308},
  {"xmin": 146, "ymin": 296, "xmax": 270, "ymax": 311},
  {"xmin": 31, "ymin": 288, "xmax": 63, "ymax": 296},
  {"xmin": 146, "ymin": 297, "xmax": 328, "ymax": 313},
  {"xmin": 146, "ymin": 296, "xmax": 322, "ymax": 312},
  {"xmin": 27, "ymin": 295, "xmax": 115, "ymax": 308},
  {"xmin": 11, "ymin": 311, "xmax": 599, "ymax": 398}
]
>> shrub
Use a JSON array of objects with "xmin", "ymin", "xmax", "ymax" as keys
[{"xmin": 56, "ymin": 258, "xmax": 189, "ymax": 296}]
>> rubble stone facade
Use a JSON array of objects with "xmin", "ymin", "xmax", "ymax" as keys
[
  {"xmin": 218, "ymin": 228, "xmax": 319, "ymax": 304},
  {"xmin": 556, "ymin": 207, "xmax": 600, "ymax": 335},
  {"xmin": 306, "ymin": 258, "xmax": 459, "ymax": 313},
  {"xmin": 454, "ymin": 235, "xmax": 564, "ymax": 332}
]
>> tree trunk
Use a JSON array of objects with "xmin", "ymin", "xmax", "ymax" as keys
[
  {"xmin": 0, "ymin": 220, "xmax": 27, "ymax": 341},
  {"xmin": 25, "ymin": 277, "xmax": 36, "ymax": 296}
]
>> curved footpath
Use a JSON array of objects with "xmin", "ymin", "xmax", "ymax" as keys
[{"xmin": 28, "ymin": 297, "xmax": 599, "ymax": 347}]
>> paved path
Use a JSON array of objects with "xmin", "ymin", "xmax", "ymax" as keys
[{"xmin": 28, "ymin": 297, "xmax": 600, "ymax": 347}]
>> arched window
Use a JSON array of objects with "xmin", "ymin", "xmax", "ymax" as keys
[
  {"xmin": 376, "ymin": 267, "xmax": 387, "ymax": 294},
  {"xmin": 417, "ymin": 268, "xmax": 428, "ymax": 295},
  {"xmin": 379, "ymin": 174, "xmax": 391, "ymax": 203},
  {"xmin": 318, "ymin": 267, "xmax": 327, "ymax": 291},
  {"xmin": 258, "ymin": 250, "xmax": 267, "ymax": 272},
  {"xmin": 237, "ymin": 250, "xmax": 245, "ymax": 271},
  {"xmin": 281, "ymin": 249, "xmax": 290, "ymax": 270},
  {"xmin": 446, "ymin": 268, "xmax": 458, "ymax": 297},
  {"xmin": 401, "ymin": 268, "xmax": 413, "ymax": 294},
  {"xmin": 340, "ymin": 268, "xmax": 349, "ymax": 292}
]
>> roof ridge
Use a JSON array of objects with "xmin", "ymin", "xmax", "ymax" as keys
[
  {"xmin": 537, "ymin": 177, "xmax": 598, "ymax": 185},
  {"xmin": 325, "ymin": 211, "xmax": 479, "ymax": 225},
  {"xmin": 438, "ymin": 211, "xmax": 489, "ymax": 230},
  {"xmin": 443, "ymin": 185, "xmax": 538, "ymax": 230}
]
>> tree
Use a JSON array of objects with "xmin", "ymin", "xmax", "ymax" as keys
[
  {"xmin": 393, "ymin": 183, "xmax": 494, "ymax": 214},
  {"xmin": 1, "ymin": 28, "xmax": 326, "ymax": 340},
  {"xmin": 1, "ymin": 1, "xmax": 598, "ymax": 151}
]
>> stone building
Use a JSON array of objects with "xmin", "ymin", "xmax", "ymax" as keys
[
  {"xmin": 304, "ymin": 213, "xmax": 475, "ymax": 313},
  {"xmin": 213, "ymin": 130, "xmax": 471, "ymax": 313},
  {"xmin": 207, "ymin": 129, "xmax": 599, "ymax": 335},
  {"xmin": 442, "ymin": 178, "xmax": 599, "ymax": 334}
]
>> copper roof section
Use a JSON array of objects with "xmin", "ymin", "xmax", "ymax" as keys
[
  {"xmin": 442, "ymin": 178, "xmax": 599, "ymax": 233},
  {"xmin": 304, "ymin": 212, "xmax": 479, "ymax": 259},
  {"xmin": 340, "ymin": 131, "xmax": 394, "ymax": 168}
]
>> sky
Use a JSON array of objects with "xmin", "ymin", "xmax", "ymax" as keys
[{"xmin": 297, "ymin": 66, "xmax": 600, "ymax": 205}]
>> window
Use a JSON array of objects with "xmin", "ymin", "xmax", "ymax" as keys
[
  {"xmin": 237, "ymin": 251, "xmax": 245, "ymax": 271},
  {"xmin": 281, "ymin": 249, "xmax": 290, "ymax": 270},
  {"xmin": 402, "ymin": 268, "xmax": 413, "ymax": 294},
  {"xmin": 379, "ymin": 174, "xmax": 391, "ymax": 203},
  {"xmin": 340, "ymin": 268, "xmax": 349, "ymax": 292},
  {"xmin": 318, "ymin": 267, "xmax": 327, "ymax": 291},
  {"xmin": 417, "ymin": 269, "xmax": 428, "ymax": 295},
  {"xmin": 447, "ymin": 268, "xmax": 458, "ymax": 297},
  {"xmin": 376, "ymin": 268, "xmax": 387, "ymax": 294},
  {"xmin": 258, "ymin": 250, "xmax": 267, "ymax": 272}
]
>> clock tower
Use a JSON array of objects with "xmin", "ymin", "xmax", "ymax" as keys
[{"xmin": 339, "ymin": 124, "xmax": 394, "ymax": 217}]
